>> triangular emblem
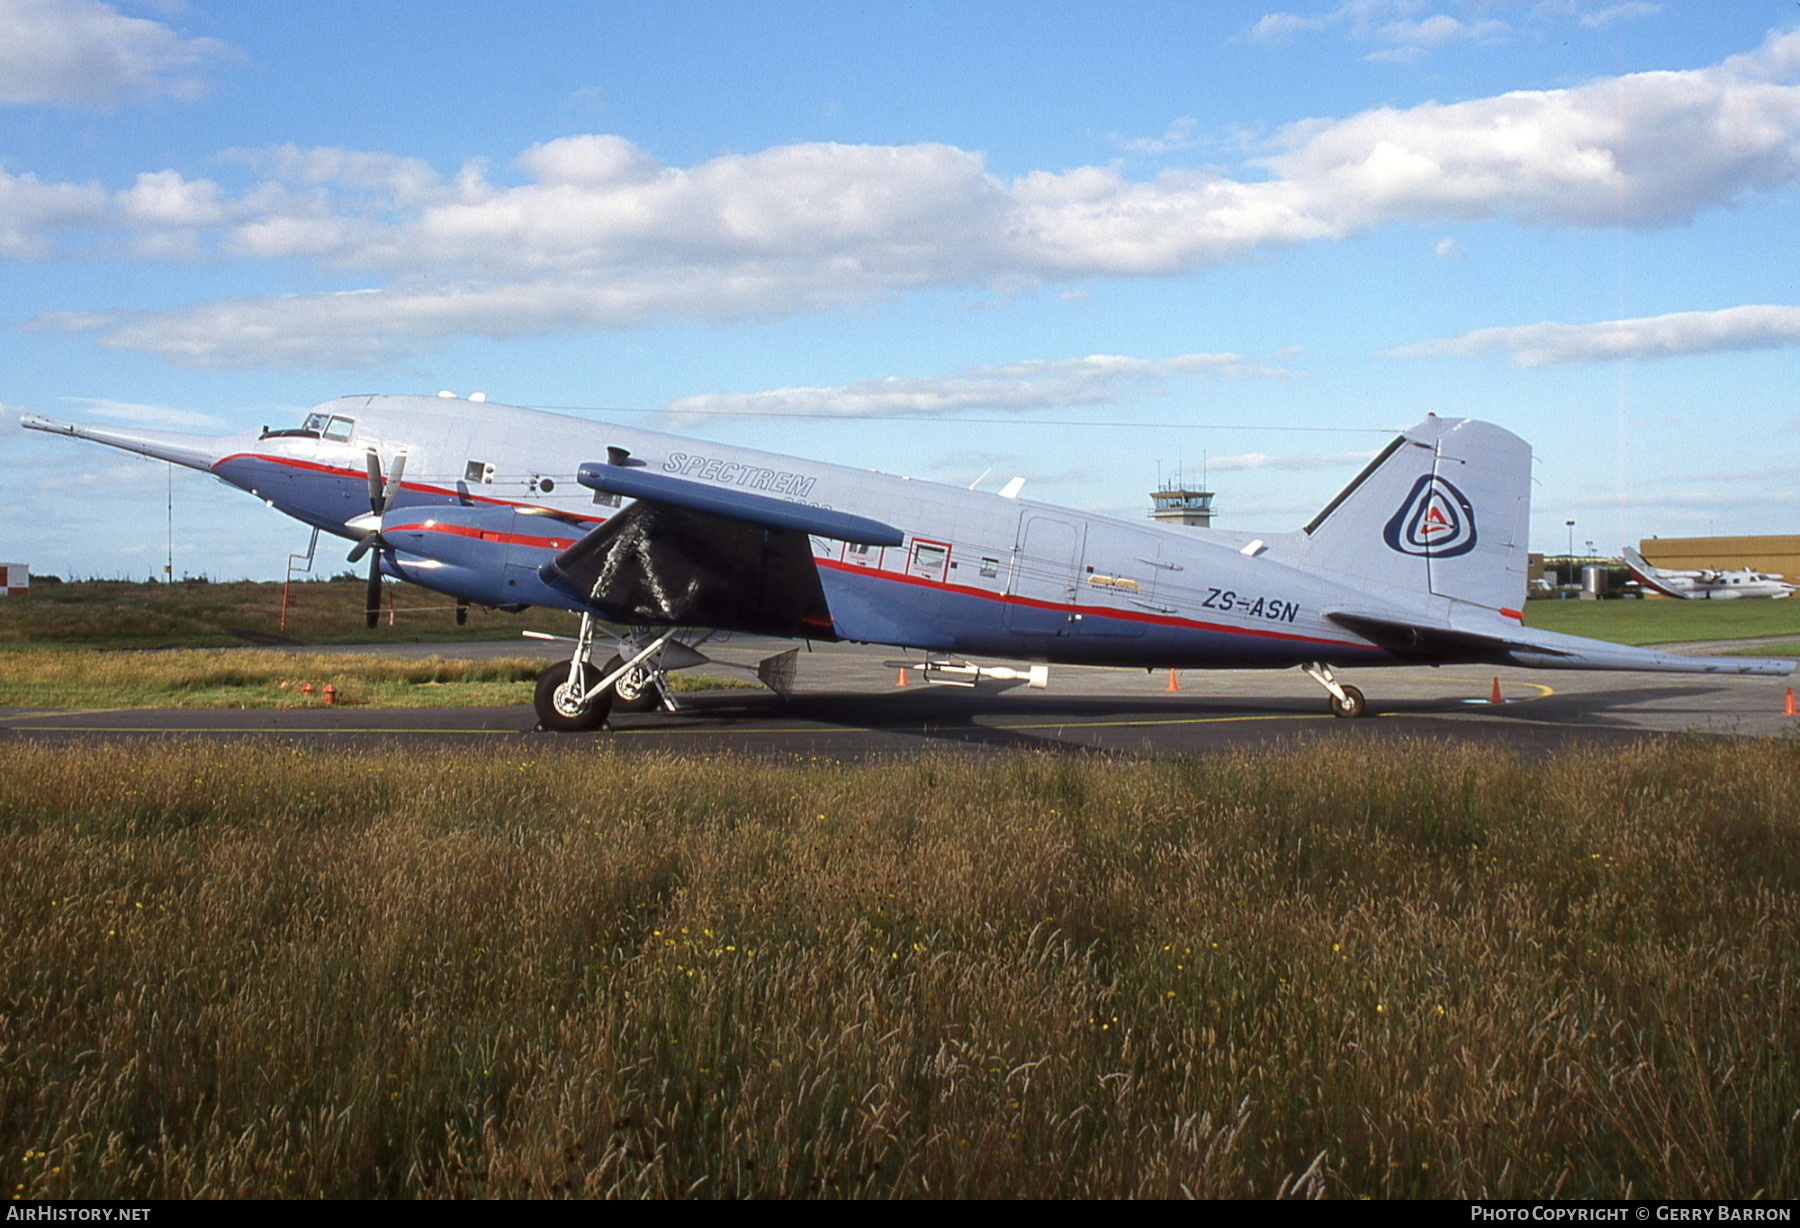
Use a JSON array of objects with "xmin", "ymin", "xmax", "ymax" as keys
[{"xmin": 1384, "ymin": 474, "xmax": 1477, "ymax": 558}]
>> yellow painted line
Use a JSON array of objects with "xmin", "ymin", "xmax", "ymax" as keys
[
  {"xmin": 0, "ymin": 679, "xmax": 1559, "ymax": 739},
  {"xmin": 0, "ymin": 722, "xmax": 529, "ymax": 735},
  {"xmin": 985, "ymin": 712, "xmax": 1337, "ymax": 731},
  {"xmin": 1436, "ymin": 675, "xmax": 1556, "ymax": 700}
]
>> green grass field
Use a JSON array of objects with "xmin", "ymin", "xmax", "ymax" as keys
[
  {"xmin": 0, "ymin": 577, "xmax": 580, "ymax": 648},
  {"xmin": 0, "ymin": 648, "xmax": 752, "ymax": 710},
  {"xmin": 9, "ymin": 579, "xmax": 1798, "ymax": 652},
  {"xmin": 1525, "ymin": 597, "xmax": 1800, "ymax": 647},
  {"xmin": 2, "ymin": 739, "xmax": 1795, "ymax": 1198}
]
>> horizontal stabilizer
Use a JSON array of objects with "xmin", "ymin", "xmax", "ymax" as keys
[
  {"xmin": 1326, "ymin": 612, "xmax": 1571, "ymax": 662},
  {"xmin": 577, "ymin": 462, "xmax": 903, "ymax": 546},
  {"xmin": 1332, "ymin": 611, "xmax": 1794, "ymax": 676}
]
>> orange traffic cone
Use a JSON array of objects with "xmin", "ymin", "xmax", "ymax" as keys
[
  {"xmin": 1785, "ymin": 687, "xmax": 1796, "ymax": 717},
  {"xmin": 895, "ymin": 667, "xmax": 910, "ymax": 687},
  {"xmin": 1489, "ymin": 677, "xmax": 1504, "ymax": 705},
  {"xmin": 323, "ymin": 683, "xmax": 338, "ymax": 707},
  {"xmin": 1166, "ymin": 668, "xmax": 1181, "ymax": 692}
]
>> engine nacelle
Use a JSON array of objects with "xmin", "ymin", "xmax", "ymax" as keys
[{"xmin": 379, "ymin": 503, "xmax": 597, "ymax": 611}]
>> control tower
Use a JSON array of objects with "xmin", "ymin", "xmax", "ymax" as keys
[{"xmin": 1149, "ymin": 481, "xmax": 1214, "ymax": 528}]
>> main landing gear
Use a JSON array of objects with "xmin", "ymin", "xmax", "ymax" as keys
[
  {"xmin": 1302, "ymin": 662, "xmax": 1366, "ymax": 719},
  {"xmin": 533, "ymin": 617, "xmax": 678, "ymax": 732}
]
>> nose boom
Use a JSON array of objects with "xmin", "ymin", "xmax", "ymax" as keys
[{"xmin": 20, "ymin": 414, "xmax": 232, "ymax": 473}]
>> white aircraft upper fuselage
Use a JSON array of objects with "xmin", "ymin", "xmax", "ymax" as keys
[{"xmin": 23, "ymin": 393, "xmax": 1794, "ymax": 706}]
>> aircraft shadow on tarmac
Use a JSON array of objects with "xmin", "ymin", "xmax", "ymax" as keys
[{"xmin": 612, "ymin": 680, "xmax": 1711, "ymax": 754}]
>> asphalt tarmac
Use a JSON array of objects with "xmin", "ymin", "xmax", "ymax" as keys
[{"xmin": 4, "ymin": 636, "xmax": 1795, "ymax": 759}]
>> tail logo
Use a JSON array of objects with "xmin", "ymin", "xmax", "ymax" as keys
[{"xmin": 1384, "ymin": 474, "xmax": 1477, "ymax": 558}]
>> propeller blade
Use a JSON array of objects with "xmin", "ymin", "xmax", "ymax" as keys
[
  {"xmin": 365, "ymin": 449, "xmax": 384, "ymax": 513},
  {"xmin": 366, "ymin": 554, "xmax": 383, "ymax": 629},
  {"xmin": 346, "ymin": 530, "xmax": 378, "ymax": 564},
  {"xmin": 382, "ymin": 451, "xmax": 408, "ymax": 512}
]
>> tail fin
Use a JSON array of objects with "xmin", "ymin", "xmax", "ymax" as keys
[{"xmin": 1297, "ymin": 416, "xmax": 1531, "ymax": 616}]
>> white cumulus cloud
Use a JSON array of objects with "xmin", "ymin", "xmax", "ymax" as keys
[
  {"xmin": 14, "ymin": 29, "xmax": 1800, "ymax": 366},
  {"xmin": 1391, "ymin": 304, "xmax": 1800, "ymax": 366},
  {"xmin": 1206, "ymin": 449, "xmax": 1379, "ymax": 471},
  {"xmin": 660, "ymin": 353, "xmax": 1288, "ymax": 424},
  {"xmin": 0, "ymin": 0, "xmax": 227, "ymax": 108}
]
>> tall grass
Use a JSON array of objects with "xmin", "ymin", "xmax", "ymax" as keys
[{"xmin": 1, "ymin": 739, "xmax": 1797, "ymax": 1197}]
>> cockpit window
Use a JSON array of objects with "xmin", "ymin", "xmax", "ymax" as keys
[
  {"xmin": 322, "ymin": 416, "xmax": 355, "ymax": 442},
  {"xmin": 260, "ymin": 411, "xmax": 330, "ymax": 440}
]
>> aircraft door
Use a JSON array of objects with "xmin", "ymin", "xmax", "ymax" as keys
[
  {"xmin": 1005, "ymin": 514, "xmax": 1083, "ymax": 637},
  {"xmin": 1067, "ymin": 522, "xmax": 1148, "ymax": 638}
]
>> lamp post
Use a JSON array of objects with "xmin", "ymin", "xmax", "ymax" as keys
[{"xmin": 1566, "ymin": 520, "xmax": 1575, "ymax": 583}]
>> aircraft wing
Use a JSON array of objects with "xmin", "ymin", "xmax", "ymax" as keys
[
  {"xmin": 575, "ymin": 463, "xmax": 903, "ymax": 546},
  {"xmin": 1327, "ymin": 610, "xmax": 1795, "ymax": 676},
  {"xmin": 536, "ymin": 462, "xmax": 904, "ymax": 636}
]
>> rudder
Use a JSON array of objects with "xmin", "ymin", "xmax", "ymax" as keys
[{"xmin": 1298, "ymin": 416, "xmax": 1531, "ymax": 616}]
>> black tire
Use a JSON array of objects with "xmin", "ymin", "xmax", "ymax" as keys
[
  {"xmin": 1329, "ymin": 684, "xmax": 1366, "ymax": 719},
  {"xmin": 535, "ymin": 662, "xmax": 612, "ymax": 732},
  {"xmin": 603, "ymin": 655, "xmax": 661, "ymax": 713}
]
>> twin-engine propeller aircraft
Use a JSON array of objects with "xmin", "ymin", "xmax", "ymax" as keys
[
  {"xmin": 1623, "ymin": 546, "xmax": 1796, "ymax": 601},
  {"xmin": 23, "ymin": 393, "xmax": 1793, "ymax": 729}
]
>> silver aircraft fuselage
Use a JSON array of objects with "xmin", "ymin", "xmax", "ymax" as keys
[{"xmin": 22, "ymin": 393, "xmax": 1795, "ymax": 681}]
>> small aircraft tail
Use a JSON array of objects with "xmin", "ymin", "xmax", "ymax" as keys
[
  {"xmin": 1621, "ymin": 546, "xmax": 1686, "ymax": 599},
  {"xmin": 1297, "ymin": 416, "xmax": 1531, "ymax": 617}
]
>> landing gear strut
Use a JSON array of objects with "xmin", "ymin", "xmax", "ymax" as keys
[
  {"xmin": 532, "ymin": 617, "xmax": 677, "ymax": 732},
  {"xmin": 601, "ymin": 654, "xmax": 664, "ymax": 713},
  {"xmin": 1302, "ymin": 661, "xmax": 1366, "ymax": 719}
]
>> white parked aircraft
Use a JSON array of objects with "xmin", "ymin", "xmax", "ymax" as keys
[{"xmin": 1623, "ymin": 546, "xmax": 1796, "ymax": 601}]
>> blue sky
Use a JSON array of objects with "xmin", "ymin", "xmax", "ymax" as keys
[{"xmin": 3, "ymin": 0, "xmax": 1797, "ymax": 579}]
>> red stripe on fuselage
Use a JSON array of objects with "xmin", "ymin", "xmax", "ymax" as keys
[
  {"xmin": 218, "ymin": 452, "xmax": 1374, "ymax": 652},
  {"xmin": 815, "ymin": 557, "xmax": 1365, "ymax": 650},
  {"xmin": 210, "ymin": 453, "xmax": 605, "ymax": 525}
]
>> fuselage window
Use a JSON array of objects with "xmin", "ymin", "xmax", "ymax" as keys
[
  {"xmin": 323, "ymin": 416, "xmax": 355, "ymax": 442},
  {"xmin": 303, "ymin": 413, "xmax": 330, "ymax": 433},
  {"xmin": 980, "ymin": 557, "xmax": 1000, "ymax": 578},
  {"xmin": 913, "ymin": 543, "xmax": 947, "ymax": 571}
]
